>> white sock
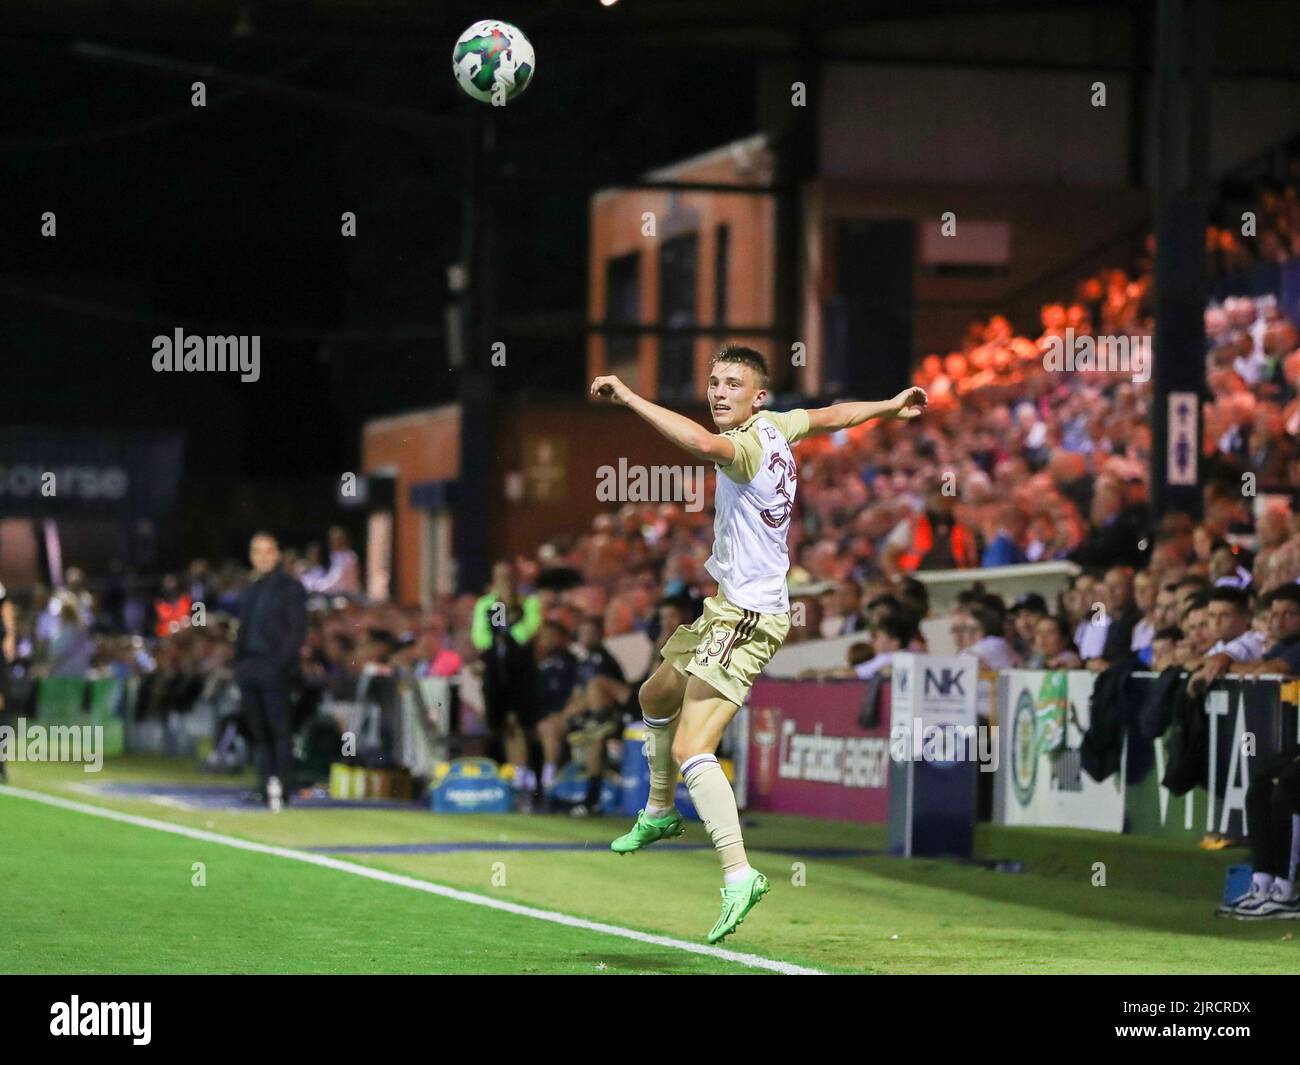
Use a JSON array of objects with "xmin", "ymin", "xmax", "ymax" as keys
[
  {"xmin": 542, "ymin": 763, "xmax": 557, "ymax": 789},
  {"xmin": 681, "ymin": 753, "xmax": 749, "ymax": 881},
  {"xmin": 723, "ymin": 864, "xmax": 754, "ymax": 886},
  {"xmin": 1252, "ymin": 872, "xmax": 1275, "ymax": 891},
  {"xmin": 644, "ymin": 802, "xmax": 671, "ymax": 817},
  {"xmin": 643, "ymin": 710, "xmax": 681, "ymax": 812}
]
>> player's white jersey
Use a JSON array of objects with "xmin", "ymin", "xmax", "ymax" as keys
[{"xmin": 704, "ymin": 408, "xmax": 810, "ymax": 614}]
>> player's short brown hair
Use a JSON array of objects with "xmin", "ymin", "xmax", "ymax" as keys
[{"xmin": 710, "ymin": 344, "xmax": 769, "ymax": 389}]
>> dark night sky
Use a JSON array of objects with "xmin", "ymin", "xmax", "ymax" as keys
[{"xmin": 1, "ymin": 5, "xmax": 756, "ymax": 479}]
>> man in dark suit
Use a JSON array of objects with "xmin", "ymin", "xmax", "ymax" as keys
[{"xmin": 235, "ymin": 532, "xmax": 307, "ymax": 812}]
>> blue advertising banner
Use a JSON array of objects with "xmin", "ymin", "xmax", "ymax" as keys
[{"xmin": 0, "ymin": 428, "xmax": 183, "ymax": 518}]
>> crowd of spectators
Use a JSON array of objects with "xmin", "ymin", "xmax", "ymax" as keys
[{"xmin": 4, "ymin": 151, "xmax": 1300, "ymax": 801}]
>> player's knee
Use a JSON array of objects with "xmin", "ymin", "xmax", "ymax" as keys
[{"xmin": 639, "ymin": 679, "xmax": 673, "ymax": 720}]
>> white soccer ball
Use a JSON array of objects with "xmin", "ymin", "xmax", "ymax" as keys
[{"xmin": 452, "ymin": 20, "xmax": 535, "ymax": 105}]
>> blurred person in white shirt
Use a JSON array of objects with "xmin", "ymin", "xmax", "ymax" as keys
[
  {"xmin": 299, "ymin": 542, "xmax": 328, "ymax": 590},
  {"xmin": 853, "ymin": 616, "xmax": 914, "ymax": 680},
  {"xmin": 314, "ymin": 527, "xmax": 361, "ymax": 596},
  {"xmin": 953, "ymin": 604, "xmax": 1020, "ymax": 671}
]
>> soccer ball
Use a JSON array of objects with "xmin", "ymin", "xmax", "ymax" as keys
[{"xmin": 452, "ymin": 20, "xmax": 535, "ymax": 105}]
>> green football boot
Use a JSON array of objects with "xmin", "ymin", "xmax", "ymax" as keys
[
  {"xmin": 706, "ymin": 868, "xmax": 770, "ymax": 943},
  {"xmin": 609, "ymin": 808, "xmax": 685, "ymax": 854}
]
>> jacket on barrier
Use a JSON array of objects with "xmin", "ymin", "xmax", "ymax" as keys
[
  {"xmin": 1136, "ymin": 665, "xmax": 1184, "ymax": 741},
  {"xmin": 1081, "ymin": 658, "xmax": 1144, "ymax": 783},
  {"xmin": 1160, "ymin": 683, "xmax": 1209, "ymax": 796}
]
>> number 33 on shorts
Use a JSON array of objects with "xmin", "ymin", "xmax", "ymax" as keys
[{"xmin": 696, "ymin": 624, "xmax": 732, "ymax": 665}]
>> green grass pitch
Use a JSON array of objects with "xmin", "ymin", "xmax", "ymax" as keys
[{"xmin": 2, "ymin": 756, "xmax": 1295, "ymax": 974}]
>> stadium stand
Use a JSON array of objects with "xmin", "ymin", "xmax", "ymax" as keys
[{"xmin": 6, "ymin": 146, "xmax": 1300, "ymax": 812}]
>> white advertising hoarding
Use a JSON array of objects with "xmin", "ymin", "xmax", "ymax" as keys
[{"xmin": 997, "ymin": 670, "xmax": 1124, "ymax": 832}]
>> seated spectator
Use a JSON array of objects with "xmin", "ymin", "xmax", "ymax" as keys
[
  {"xmin": 1210, "ymin": 545, "xmax": 1253, "ymax": 588},
  {"xmin": 982, "ymin": 505, "xmax": 1029, "ymax": 567},
  {"xmin": 819, "ymin": 579, "xmax": 868, "ymax": 639},
  {"xmin": 1086, "ymin": 566, "xmax": 1142, "ymax": 671},
  {"xmin": 299, "ymin": 542, "xmax": 328, "ymax": 590},
  {"xmin": 1226, "ymin": 585, "xmax": 1300, "ymax": 676},
  {"xmin": 1247, "ymin": 392, "xmax": 1288, "ymax": 462},
  {"xmin": 846, "ymin": 640, "xmax": 875, "ymax": 670},
  {"xmin": 1150, "ymin": 625, "xmax": 1184, "ymax": 671},
  {"xmin": 314, "ymin": 527, "xmax": 362, "ymax": 597},
  {"xmin": 1069, "ymin": 482, "xmax": 1149, "ymax": 570},
  {"xmin": 1024, "ymin": 513, "xmax": 1065, "ymax": 562},
  {"xmin": 952, "ymin": 604, "xmax": 1020, "ymax": 670},
  {"xmin": 1009, "ymin": 592, "xmax": 1049, "ymax": 660},
  {"xmin": 1174, "ymin": 575, "xmax": 1212, "ymax": 613},
  {"xmin": 569, "ymin": 616, "xmax": 625, "ymax": 689},
  {"xmin": 1176, "ymin": 593, "xmax": 1215, "ymax": 664},
  {"xmin": 553, "ymin": 616, "xmax": 627, "ymax": 816},
  {"xmin": 1067, "ymin": 574, "xmax": 1111, "ymax": 662},
  {"xmin": 864, "ymin": 593, "xmax": 905, "ymax": 629},
  {"xmin": 895, "ymin": 577, "xmax": 931, "ymax": 622},
  {"xmin": 1186, "ymin": 586, "xmax": 1268, "ymax": 691},
  {"xmin": 533, "ymin": 619, "xmax": 578, "ymax": 799},
  {"xmin": 1027, "ymin": 615, "xmax": 1083, "ymax": 670},
  {"xmin": 1136, "ymin": 581, "xmax": 1183, "ymax": 666},
  {"xmin": 1257, "ymin": 506, "xmax": 1292, "ymax": 555},
  {"xmin": 1192, "ymin": 523, "xmax": 1229, "ymax": 568},
  {"xmin": 854, "ymin": 616, "xmax": 914, "ymax": 680},
  {"xmin": 1130, "ymin": 570, "xmax": 1158, "ymax": 653},
  {"xmin": 1153, "ymin": 581, "xmax": 1183, "ymax": 630}
]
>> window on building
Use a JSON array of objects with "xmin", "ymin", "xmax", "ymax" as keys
[
  {"xmin": 605, "ymin": 252, "xmax": 640, "ymax": 378},
  {"xmin": 658, "ymin": 232, "xmax": 698, "ymax": 402},
  {"xmin": 714, "ymin": 224, "xmax": 729, "ymax": 326}
]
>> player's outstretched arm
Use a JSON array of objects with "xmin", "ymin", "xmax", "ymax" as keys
[
  {"xmin": 589, "ymin": 374, "xmax": 734, "ymax": 465},
  {"xmin": 805, "ymin": 386, "xmax": 928, "ymax": 436}
]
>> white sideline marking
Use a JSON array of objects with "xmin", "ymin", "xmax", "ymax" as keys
[{"xmin": 0, "ymin": 784, "xmax": 822, "ymax": 976}]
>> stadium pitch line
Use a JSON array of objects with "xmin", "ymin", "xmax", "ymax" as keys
[{"xmin": 0, "ymin": 784, "xmax": 822, "ymax": 976}]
